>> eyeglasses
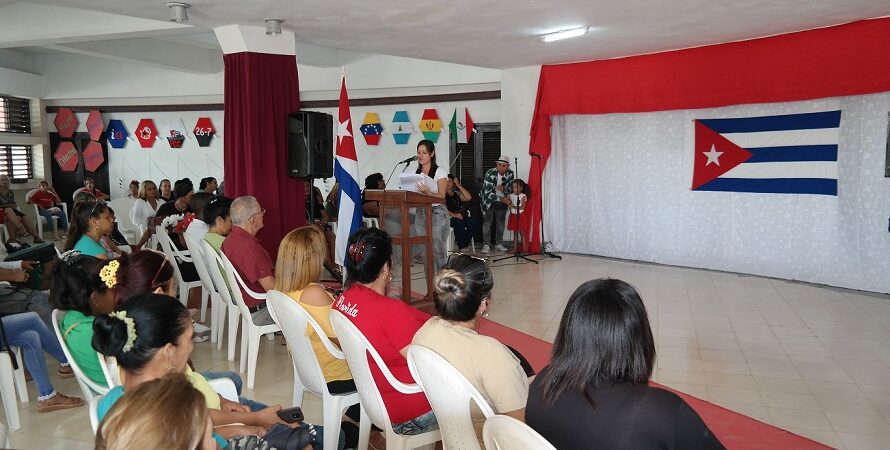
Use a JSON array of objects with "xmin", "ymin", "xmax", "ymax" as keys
[{"xmin": 250, "ymin": 208, "xmax": 266, "ymax": 220}]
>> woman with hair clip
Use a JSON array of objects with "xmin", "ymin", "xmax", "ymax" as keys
[
  {"xmin": 333, "ymin": 227, "xmax": 437, "ymax": 438},
  {"xmin": 66, "ymin": 200, "xmax": 114, "ymax": 258},
  {"xmin": 408, "ymin": 139, "xmax": 449, "ymax": 271},
  {"xmin": 48, "ymin": 251, "xmax": 118, "ymax": 386},
  {"xmin": 93, "ymin": 294, "xmax": 320, "ymax": 450},
  {"xmin": 413, "ymin": 253, "xmax": 531, "ymax": 443},
  {"xmin": 96, "ymin": 372, "xmax": 216, "ymax": 450},
  {"xmin": 526, "ymin": 279, "xmax": 724, "ymax": 450}
]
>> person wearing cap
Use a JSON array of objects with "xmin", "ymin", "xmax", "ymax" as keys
[{"xmin": 480, "ymin": 155, "xmax": 514, "ymax": 253}]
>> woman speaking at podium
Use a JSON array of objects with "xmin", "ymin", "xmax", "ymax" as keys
[{"xmin": 407, "ymin": 140, "xmax": 449, "ymax": 271}]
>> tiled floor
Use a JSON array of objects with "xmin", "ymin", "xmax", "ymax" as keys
[{"xmin": 5, "ymin": 252, "xmax": 890, "ymax": 449}]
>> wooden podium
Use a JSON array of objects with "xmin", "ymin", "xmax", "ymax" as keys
[{"xmin": 364, "ymin": 189, "xmax": 438, "ymax": 303}]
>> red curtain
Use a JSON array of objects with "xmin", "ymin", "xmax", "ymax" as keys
[
  {"xmin": 223, "ymin": 52, "xmax": 306, "ymax": 258},
  {"xmin": 527, "ymin": 18, "xmax": 890, "ymax": 252}
]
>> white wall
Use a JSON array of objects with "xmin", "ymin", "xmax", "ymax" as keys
[{"xmin": 46, "ymin": 110, "xmax": 224, "ymax": 199}]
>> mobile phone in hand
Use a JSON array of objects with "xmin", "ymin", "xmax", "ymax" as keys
[{"xmin": 277, "ymin": 406, "xmax": 304, "ymax": 424}]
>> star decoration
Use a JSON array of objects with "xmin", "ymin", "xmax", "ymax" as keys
[
  {"xmin": 337, "ymin": 118, "xmax": 352, "ymax": 145},
  {"xmin": 703, "ymin": 144, "xmax": 723, "ymax": 166}
]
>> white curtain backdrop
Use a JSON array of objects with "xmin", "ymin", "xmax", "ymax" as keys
[{"xmin": 544, "ymin": 92, "xmax": 890, "ymax": 293}]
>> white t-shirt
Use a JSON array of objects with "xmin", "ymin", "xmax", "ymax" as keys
[
  {"xmin": 185, "ymin": 219, "xmax": 210, "ymax": 242},
  {"xmin": 130, "ymin": 198, "xmax": 164, "ymax": 228},
  {"xmin": 508, "ymin": 193, "xmax": 527, "ymax": 214}
]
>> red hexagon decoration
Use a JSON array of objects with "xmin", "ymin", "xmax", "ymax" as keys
[
  {"xmin": 54, "ymin": 108, "xmax": 78, "ymax": 138},
  {"xmin": 54, "ymin": 141, "xmax": 78, "ymax": 172},
  {"xmin": 86, "ymin": 110, "xmax": 103, "ymax": 141},
  {"xmin": 135, "ymin": 118, "xmax": 157, "ymax": 148},
  {"xmin": 193, "ymin": 117, "xmax": 216, "ymax": 147},
  {"xmin": 83, "ymin": 141, "xmax": 105, "ymax": 172}
]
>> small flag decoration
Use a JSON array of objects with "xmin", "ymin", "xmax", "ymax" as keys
[
  {"xmin": 449, "ymin": 107, "xmax": 474, "ymax": 144},
  {"xmin": 107, "ymin": 120, "xmax": 129, "ymax": 148},
  {"xmin": 419, "ymin": 108, "xmax": 442, "ymax": 142},
  {"xmin": 391, "ymin": 110, "xmax": 412, "ymax": 145},
  {"xmin": 359, "ymin": 112, "xmax": 384, "ymax": 145}
]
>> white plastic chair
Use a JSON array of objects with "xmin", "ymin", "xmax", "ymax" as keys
[
  {"xmin": 362, "ymin": 217, "xmax": 379, "ymax": 229},
  {"xmin": 407, "ymin": 345, "xmax": 495, "ymax": 450},
  {"xmin": 483, "ymin": 415, "xmax": 556, "ymax": 450},
  {"xmin": 0, "ymin": 333, "xmax": 28, "ymax": 430},
  {"xmin": 200, "ymin": 240, "xmax": 239, "ymax": 359},
  {"xmin": 219, "ymin": 252, "xmax": 279, "ymax": 390},
  {"xmin": 446, "ymin": 225, "xmax": 475, "ymax": 255},
  {"xmin": 184, "ymin": 233, "xmax": 222, "ymax": 334},
  {"xmin": 155, "ymin": 226, "xmax": 205, "ymax": 314},
  {"xmin": 108, "ymin": 198, "xmax": 138, "ymax": 244},
  {"xmin": 267, "ymin": 291, "xmax": 360, "ymax": 450},
  {"xmin": 97, "ymin": 355, "xmax": 121, "ymax": 387},
  {"xmin": 88, "ymin": 393, "xmax": 103, "ymax": 433},
  {"xmin": 330, "ymin": 310, "xmax": 441, "ymax": 450},
  {"xmin": 0, "ymin": 423, "xmax": 10, "ymax": 448},
  {"xmin": 208, "ymin": 377, "xmax": 239, "ymax": 402},
  {"xmin": 26, "ymin": 189, "xmax": 68, "ymax": 239},
  {"xmin": 51, "ymin": 310, "xmax": 110, "ymax": 401}
]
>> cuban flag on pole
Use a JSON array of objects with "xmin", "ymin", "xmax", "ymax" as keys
[
  {"xmin": 334, "ymin": 74, "xmax": 362, "ymax": 266},
  {"xmin": 691, "ymin": 110, "xmax": 841, "ymax": 196}
]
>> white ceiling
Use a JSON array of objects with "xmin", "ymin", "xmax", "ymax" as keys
[{"xmin": 3, "ymin": 0, "xmax": 890, "ymax": 69}]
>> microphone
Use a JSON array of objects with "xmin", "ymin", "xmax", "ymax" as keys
[
  {"xmin": 398, "ymin": 156, "xmax": 418, "ymax": 164},
  {"xmin": 530, "ymin": 152, "xmax": 544, "ymax": 158}
]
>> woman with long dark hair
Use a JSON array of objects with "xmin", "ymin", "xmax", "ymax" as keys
[
  {"xmin": 526, "ymin": 279, "xmax": 724, "ymax": 449},
  {"xmin": 66, "ymin": 200, "xmax": 113, "ymax": 258},
  {"xmin": 408, "ymin": 140, "xmax": 449, "ymax": 271}
]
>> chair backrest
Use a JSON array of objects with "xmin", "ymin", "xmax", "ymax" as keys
[
  {"xmin": 184, "ymin": 233, "xmax": 218, "ymax": 296},
  {"xmin": 50, "ymin": 309, "xmax": 109, "ymax": 401},
  {"xmin": 330, "ymin": 310, "xmax": 424, "ymax": 431},
  {"xmin": 482, "ymin": 415, "xmax": 556, "ymax": 450},
  {"xmin": 219, "ymin": 251, "xmax": 265, "ymax": 320},
  {"xmin": 89, "ymin": 394, "xmax": 104, "ymax": 434},
  {"xmin": 72, "ymin": 187, "xmax": 86, "ymax": 201},
  {"xmin": 155, "ymin": 225, "xmax": 188, "ymax": 286},
  {"xmin": 407, "ymin": 345, "xmax": 495, "ymax": 450},
  {"xmin": 25, "ymin": 189, "xmax": 38, "ymax": 203},
  {"xmin": 109, "ymin": 198, "xmax": 138, "ymax": 234},
  {"xmin": 200, "ymin": 240, "xmax": 235, "ymax": 307},
  {"xmin": 267, "ymin": 290, "xmax": 338, "ymax": 397}
]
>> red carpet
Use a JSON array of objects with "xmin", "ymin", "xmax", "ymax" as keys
[{"xmin": 477, "ymin": 318, "xmax": 833, "ymax": 450}]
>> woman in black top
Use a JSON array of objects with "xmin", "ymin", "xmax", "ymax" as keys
[{"xmin": 527, "ymin": 279, "xmax": 725, "ymax": 450}]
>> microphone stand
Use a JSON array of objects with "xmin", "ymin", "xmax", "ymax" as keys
[
  {"xmin": 531, "ymin": 153, "xmax": 561, "ymax": 260},
  {"xmin": 386, "ymin": 159, "xmax": 412, "ymax": 187},
  {"xmin": 494, "ymin": 156, "xmax": 537, "ymax": 264}
]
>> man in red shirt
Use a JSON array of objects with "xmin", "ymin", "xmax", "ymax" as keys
[
  {"xmin": 28, "ymin": 180, "xmax": 68, "ymax": 239},
  {"xmin": 83, "ymin": 178, "xmax": 109, "ymax": 200},
  {"xmin": 222, "ymin": 196, "xmax": 275, "ymax": 325}
]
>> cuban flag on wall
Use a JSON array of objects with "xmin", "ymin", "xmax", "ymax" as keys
[
  {"xmin": 691, "ymin": 110, "xmax": 841, "ymax": 195},
  {"xmin": 334, "ymin": 75, "xmax": 362, "ymax": 266}
]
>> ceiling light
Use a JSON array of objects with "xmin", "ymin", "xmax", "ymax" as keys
[
  {"xmin": 265, "ymin": 18, "xmax": 284, "ymax": 36},
  {"xmin": 541, "ymin": 27, "xmax": 588, "ymax": 43},
  {"xmin": 167, "ymin": 2, "xmax": 190, "ymax": 23}
]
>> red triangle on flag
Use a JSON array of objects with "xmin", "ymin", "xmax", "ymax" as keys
[
  {"xmin": 691, "ymin": 120, "xmax": 753, "ymax": 190},
  {"xmin": 336, "ymin": 77, "xmax": 357, "ymax": 161}
]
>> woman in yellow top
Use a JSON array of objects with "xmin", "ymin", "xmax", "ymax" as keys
[{"xmin": 276, "ymin": 225, "xmax": 358, "ymax": 422}]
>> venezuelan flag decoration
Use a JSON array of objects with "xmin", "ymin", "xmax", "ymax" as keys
[
  {"xmin": 391, "ymin": 110, "xmax": 412, "ymax": 145},
  {"xmin": 359, "ymin": 112, "xmax": 384, "ymax": 145},
  {"xmin": 419, "ymin": 108, "xmax": 442, "ymax": 142}
]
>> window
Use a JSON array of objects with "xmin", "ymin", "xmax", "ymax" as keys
[
  {"xmin": 0, "ymin": 145, "xmax": 33, "ymax": 182},
  {"xmin": 0, "ymin": 95, "xmax": 31, "ymax": 134}
]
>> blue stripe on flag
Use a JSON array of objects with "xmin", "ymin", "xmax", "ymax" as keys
[
  {"xmin": 745, "ymin": 145, "xmax": 838, "ymax": 163},
  {"xmin": 698, "ymin": 110, "xmax": 841, "ymax": 133},
  {"xmin": 334, "ymin": 159, "xmax": 363, "ymax": 239},
  {"xmin": 697, "ymin": 178, "xmax": 837, "ymax": 195}
]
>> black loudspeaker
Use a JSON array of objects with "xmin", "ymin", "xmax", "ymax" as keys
[{"xmin": 288, "ymin": 111, "xmax": 334, "ymax": 179}]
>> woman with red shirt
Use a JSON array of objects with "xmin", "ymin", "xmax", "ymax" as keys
[{"xmin": 333, "ymin": 228, "xmax": 438, "ymax": 438}]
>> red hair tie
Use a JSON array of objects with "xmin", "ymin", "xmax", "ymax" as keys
[{"xmin": 348, "ymin": 241, "xmax": 368, "ymax": 263}]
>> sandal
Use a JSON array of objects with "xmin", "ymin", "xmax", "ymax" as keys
[
  {"xmin": 58, "ymin": 365, "xmax": 74, "ymax": 379},
  {"xmin": 37, "ymin": 392, "xmax": 84, "ymax": 413}
]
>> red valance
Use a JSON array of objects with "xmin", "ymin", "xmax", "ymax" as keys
[{"xmin": 527, "ymin": 18, "xmax": 890, "ymax": 252}]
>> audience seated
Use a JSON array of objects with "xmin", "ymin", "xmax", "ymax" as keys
[
  {"xmin": 27, "ymin": 180, "xmax": 68, "ymax": 240},
  {"xmin": 200, "ymin": 177, "xmax": 218, "ymax": 195},
  {"xmin": 361, "ymin": 173, "xmax": 385, "ymax": 219},
  {"xmin": 276, "ymin": 226, "xmax": 357, "ymax": 417},
  {"xmin": 158, "ymin": 179, "xmax": 173, "ymax": 202},
  {"xmin": 130, "ymin": 180, "xmax": 164, "ymax": 249},
  {"xmin": 222, "ymin": 196, "xmax": 276, "ymax": 326},
  {"xmin": 48, "ymin": 252, "xmax": 117, "ymax": 386},
  {"xmin": 444, "ymin": 175, "xmax": 474, "ymax": 252},
  {"xmin": 95, "ymin": 372, "xmax": 216, "ymax": 450},
  {"xmin": 185, "ymin": 192, "xmax": 214, "ymax": 243},
  {"xmin": 324, "ymin": 182, "xmax": 339, "ymax": 221},
  {"xmin": 303, "ymin": 180, "xmax": 340, "ymax": 279},
  {"xmin": 154, "ymin": 178, "xmax": 203, "ymax": 308},
  {"xmin": 0, "ymin": 174, "xmax": 43, "ymax": 243},
  {"xmin": 101, "ymin": 207, "xmax": 130, "ymax": 258},
  {"xmin": 93, "ymin": 294, "xmax": 320, "ymax": 449},
  {"xmin": 413, "ymin": 254, "xmax": 529, "ymax": 442},
  {"xmin": 82, "ymin": 178, "xmax": 110, "ymax": 201},
  {"xmin": 202, "ymin": 198, "xmax": 232, "ymax": 288},
  {"xmin": 126, "ymin": 180, "xmax": 139, "ymax": 199},
  {"xmin": 333, "ymin": 228, "xmax": 438, "ymax": 436},
  {"xmin": 526, "ymin": 279, "xmax": 725, "ymax": 450},
  {"xmin": 66, "ymin": 200, "xmax": 113, "ymax": 259}
]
